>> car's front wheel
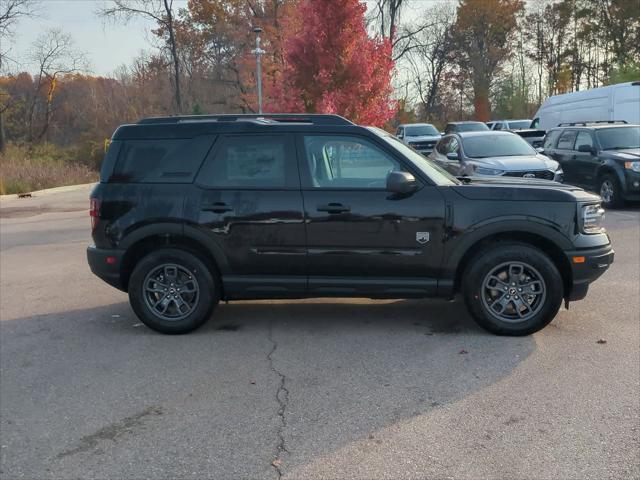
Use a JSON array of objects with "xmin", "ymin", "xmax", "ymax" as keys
[
  {"xmin": 128, "ymin": 248, "xmax": 219, "ymax": 334},
  {"xmin": 598, "ymin": 174, "xmax": 624, "ymax": 209},
  {"xmin": 462, "ymin": 244, "xmax": 563, "ymax": 336}
]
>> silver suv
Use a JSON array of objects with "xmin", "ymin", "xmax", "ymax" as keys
[{"xmin": 396, "ymin": 123, "xmax": 441, "ymax": 155}]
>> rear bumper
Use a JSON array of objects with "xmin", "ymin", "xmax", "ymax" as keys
[
  {"xmin": 87, "ymin": 245, "xmax": 126, "ymax": 291},
  {"xmin": 565, "ymin": 244, "xmax": 614, "ymax": 301}
]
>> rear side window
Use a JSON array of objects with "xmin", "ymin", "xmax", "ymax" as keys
[
  {"xmin": 543, "ymin": 130, "xmax": 561, "ymax": 149},
  {"xmin": 111, "ymin": 135, "xmax": 215, "ymax": 183},
  {"xmin": 557, "ymin": 130, "xmax": 578, "ymax": 150},
  {"xmin": 197, "ymin": 135, "xmax": 295, "ymax": 188}
]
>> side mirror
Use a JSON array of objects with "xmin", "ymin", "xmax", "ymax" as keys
[
  {"xmin": 578, "ymin": 144, "xmax": 595, "ymax": 154},
  {"xmin": 536, "ymin": 147, "xmax": 545, "ymax": 154},
  {"xmin": 387, "ymin": 171, "xmax": 417, "ymax": 194},
  {"xmin": 446, "ymin": 152, "xmax": 459, "ymax": 161},
  {"xmin": 397, "ymin": 133, "xmax": 404, "ymax": 139}
]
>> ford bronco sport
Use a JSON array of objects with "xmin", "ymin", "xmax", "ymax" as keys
[{"xmin": 87, "ymin": 114, "xmax": 614, "ymax": 336}]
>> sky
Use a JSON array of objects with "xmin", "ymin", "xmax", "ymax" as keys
[
  {"xmin": 5, "ymin": 0, "xmax": 174, "ymax": 76},
  {"xmin": 5, "ymin": 0, "xmax": 441, "ymax": 76}
]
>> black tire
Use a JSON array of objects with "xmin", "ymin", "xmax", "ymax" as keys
[
  {"xmin": 462, "ymin": 243, "xmax": 563, "ymax": 336},
  {"xmin": 598, "ymin": 174, "xmax": 624, "ymax": 209},
  {"xmin": 128, "ymin": 248, "xmax": 219, "ymax": 334}
]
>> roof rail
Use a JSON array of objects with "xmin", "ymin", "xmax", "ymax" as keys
[
  {"xmin": 558, "ymin": 120, "xmax": 628, "ymax": 126},
  {"xmin": 137, "ymin": 113, "xmax": 354, "ymax": 126}
]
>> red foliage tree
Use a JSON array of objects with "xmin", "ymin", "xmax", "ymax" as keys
[{"xmin": 266, "ymin": 0, "xmax": 396, "ymax": 126}]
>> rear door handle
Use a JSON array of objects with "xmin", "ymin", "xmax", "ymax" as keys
[
  {"xmin": 317, "ymin": 203, "xmax": 350, "ymax": 214},
  {"xmin": 202, "ymin": 202, "xmax": 233, "ymax": 213}
]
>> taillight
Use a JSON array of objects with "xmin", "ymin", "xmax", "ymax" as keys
[{"xmin": 90, "ymin": 197, "xmax": 100, "ymax": 232}]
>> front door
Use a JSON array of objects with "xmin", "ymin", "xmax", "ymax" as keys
[
  {"xmin": 298, "ymin": 133, "xmax": 446, "ymax": 297},
  {"xmin": 190, "ymin": 133, "xmax": 306, "ymax": 297}
]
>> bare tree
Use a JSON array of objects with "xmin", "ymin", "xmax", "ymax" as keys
[
  {"xmin": 27, "ymin": 28, "xmax": 87, "ymax": 141},
  {"xmin": 99, "ymin": 0, "xmax": 182, "ymax": 114},
  {"xmin": 404, "ymin": 3, "xmax": 455, "ymax": 121},
  {"xmin": 0, "ymin": 0, "xmax": 39, "ymax": 151}
]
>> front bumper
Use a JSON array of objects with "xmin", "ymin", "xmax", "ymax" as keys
[
  {"xmin": 564, "ymin": 243, "xmax": 614, "ymax": 301},
  {"xmin": 87, "ymin": 245, "xmax": 126, "ymax": 291},
  {"xmin": 623, "ymin": 170, "xmax": 640, "ymax": 201}
]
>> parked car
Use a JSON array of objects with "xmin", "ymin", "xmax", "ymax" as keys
[
  {"xmin": 429, "ymin": 131, "xmax": 563, "ymax": 181},
  {"xmin": 532, "ymin": 81, "xmax": 640, "ymax": 130},
  {"xmin": 395, "ymin": 123, "xmax": 441, "ymax": 155},
  {"xmin": 541, "ymin": 122, "xmax": 640, "ymax": 208},
  {"xmin": 444, "ymin": 121, "xmax": 490, "ymax": 134},
  {"xmin": 487, "ymin": 119, "xmax": 532, "ymax": 131},
  {"xmin": 88, "ymin": 113, "xmax": 613, "ymax": 336},
  {"xmin": 515, "ymin": 129, "xmax": 546, "ymax": 149}
]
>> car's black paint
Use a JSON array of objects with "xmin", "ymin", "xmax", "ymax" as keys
[{"xmin": 88, "ymin": 115, "xmax": 613, "ymax": 308}]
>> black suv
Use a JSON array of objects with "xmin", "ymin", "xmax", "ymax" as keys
[
  {"xmin": 542, "ymin": 122, "xmax": 640, "ymax": 208},
  {"xmin": 87, "ymin": 114, "xmax": 614, "ymax": 336}
]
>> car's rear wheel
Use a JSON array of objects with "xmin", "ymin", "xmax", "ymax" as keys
[
  {"xmin": 128, "ymin": 248, "xmax": 218, "ymax": 334},
  {"xmin": 462, "ymin": 243, "xmax": 563, "ymax": 336},
  {"xmin": 598, "ymin": 174, "xmax": 624, "ymax": 209}
]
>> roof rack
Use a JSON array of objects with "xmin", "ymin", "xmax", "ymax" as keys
[
  {"xmin": 137, "ymin": 113, "xmax": 354, "ymax": 126},
  {"xmin": 558, "ymin": 120, "xmax": 628, "ymax": 126}
]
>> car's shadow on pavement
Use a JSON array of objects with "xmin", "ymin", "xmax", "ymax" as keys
[{"xmin": 0, "ymin": 298, "xmax": 535, "ymax": 479}]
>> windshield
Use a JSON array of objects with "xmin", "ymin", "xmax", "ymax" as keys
[
  {"xmin": 596, "ymin": 126, "xmax": 640, "ymax": 150},
  {"xmin": 462, "ymin": 134, "xmax": 536, "ymax": 158},
  {"xmin": 367, "ymin": 127, "xmax": 459, "ymax": 186},
  {"xmin": 508, "ymin": 120, "xmax": 531, "ymax": 130},
  {"xmin": 405, "ymin": 125, "xmax": 439, "ymax": 136},
  {"xmin": 457, "ymin": 123, "xmax": 489, "ymax": 132}
]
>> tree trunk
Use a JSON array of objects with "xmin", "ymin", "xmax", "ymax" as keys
[
  {"xmin": 473, "ymin": 84, "xmax": 490, "ymax": 122},
  {"xmin": 0, "ymin": 111, "xmax": 6, "ymax": 153},
  {"xmin": 164, "ymin": 0, "xmax": 182, "ymax": 114}
]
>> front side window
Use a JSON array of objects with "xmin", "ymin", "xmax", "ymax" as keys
[
  {"xmin": 557, "ymin": 130, "xmax": 578, "ymax": 150},
  {"xmin": 198, "ymin": 135, "xmax": 292, "ymax": 188},
  {"xmin": 448, "ymin": 138, "xmax": 460, "ymax": 154},
  {"xmin": 303, "ymin": 135, "xmax": 402, "ymax": 189}
]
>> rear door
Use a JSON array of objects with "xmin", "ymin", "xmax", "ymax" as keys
[
  {"xmin": 298, "ymin": 133, "xmax": 446, "ymax": 296},
  {"xmin": 554, "ymin": 129, "xmax": 580, "ymax": 184},
  {"xmin": 190, "ymin": 134, "xmax": 307, "ymax": 296},
  {"xmin": 572, "ymin": 130, "xmax": 599, "ymax": 188}
]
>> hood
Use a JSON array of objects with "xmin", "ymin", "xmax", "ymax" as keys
[
  {"xmin": 405, "ymin": 135, "xmax": 441, "ymax": 142},
  {"xmin": 468, "ymin": 154, "xmax": 559, "ymax": 171},
  {"xmin": 452, "ymin": 176, "xmax": 600, "ymax": 203},
  {"xmin": 601, "ymin": 148, "xmax": 640, "ymax": 161}
]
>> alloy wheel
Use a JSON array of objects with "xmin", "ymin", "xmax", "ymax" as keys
[
  {"xmin": 143, "ymin": 263, "xmax": 200, "ymax": 321},
  {"xmin": 481, "ymin": 262, "xmax": 546, "ymax": 323}
]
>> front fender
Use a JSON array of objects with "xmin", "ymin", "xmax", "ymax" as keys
[{"xmin": 441, "ymin": 216, "xmax": 574, "ymax": 279}]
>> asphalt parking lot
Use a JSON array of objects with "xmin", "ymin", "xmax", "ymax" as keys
[{"xmin": 1, "ymin": 185, "xmax": 638, "ymax": 480}]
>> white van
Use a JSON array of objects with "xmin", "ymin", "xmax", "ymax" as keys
[{"xmin": 532, "ymin": 81, "xmax": 640, "ymax": 131}]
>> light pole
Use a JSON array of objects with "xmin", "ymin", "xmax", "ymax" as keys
[{"xmin": 252, "ymin": 26, "xmax": 265, "ymax": 114}]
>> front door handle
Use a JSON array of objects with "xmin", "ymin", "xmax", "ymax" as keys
[
  {"xmin": 317, "ymin": 203, "xmax": 350, "ymax": 214},
  {"xmin": 202, "ymin": 202, "xmax": 233, "ymax": 213}
]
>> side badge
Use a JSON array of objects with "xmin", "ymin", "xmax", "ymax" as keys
[{"xmin": 416, "ymin": 232, "xmax": 430, "ymax": 244}]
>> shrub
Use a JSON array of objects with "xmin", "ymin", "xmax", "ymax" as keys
[{"xmin": 0, "ymin": 143, "xmax": 98, "ymax": 195}]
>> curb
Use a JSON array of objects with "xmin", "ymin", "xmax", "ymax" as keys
[{"xmin": 0, "ymin": 182, "xmax": 96, "ymax": 201}]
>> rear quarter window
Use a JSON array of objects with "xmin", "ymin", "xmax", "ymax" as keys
[
  {"xmin": 110, "ymin": 135, "xmax": 216, "ymax": 183},
  {"xmin": 543, "ymin": 130, "xmax": 561, "ymax": 149}
]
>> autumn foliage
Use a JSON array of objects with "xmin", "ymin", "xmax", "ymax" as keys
[{"xmin": 266, "ymin": 0, "xmax": 396, "ymax": 127}]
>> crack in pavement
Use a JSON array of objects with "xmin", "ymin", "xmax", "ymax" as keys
[{"xmin": 267, "ymin": 317, "xmax": 290, "ymax": 479}]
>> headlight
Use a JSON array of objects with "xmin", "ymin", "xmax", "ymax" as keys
[
  {"xmin": 474, "ymin": 167, "xmax": 504, "ymax": 176},
  {"xmin": 624, "ymin": 161, "xmax": 640, "ymax": 172},
  {"xmin": 581, "ymin": 204, "xmax": 605, "ymax": 234}
]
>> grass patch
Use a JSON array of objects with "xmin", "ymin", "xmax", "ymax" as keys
[{"xmin": 0, "ymin": 143, "xmax": 98, "ymax": 195}]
